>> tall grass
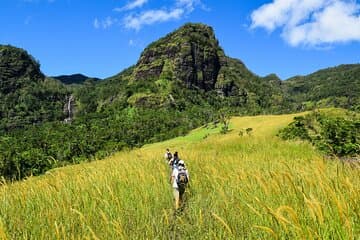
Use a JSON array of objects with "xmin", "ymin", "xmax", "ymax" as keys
[{"xmin": 0, "ymin": 113, "xmax": 359, "ymax": 239}]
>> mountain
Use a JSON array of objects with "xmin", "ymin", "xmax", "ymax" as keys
[
  {"xmin": 0, "ymin": 45, "xmax": 44, "ymax": 93},
  {"xmin": 1, "ymin": 24, "xmax": 359, "ymax": 131},
  {"xmin": 2, "ymin": 24, "xmax": 359, "ymax": 129},
  {"xmin": 101, "ymin": 23, "xmax": 283, "ymax": 112},
  {"xmin": 132, "ymin": 23, "xmax": 273, "ymax": 94},
  {"xmin": 133, "ymin": 23, "xmax": 224, "ymax": 90},
  {"xmin": 0, "ymin": 23, "xmax": 359, "ymax": 180},
  {"xmin": 53, "ymin": 74, "xmax": 100, "ymax": 85},
  {"xmin": 0, "ymin": 45, "xmax": 69, "ymax": 131},
  {"xmin": 283, "ymin": 64, "xmax": 360, "ymax": 110}
]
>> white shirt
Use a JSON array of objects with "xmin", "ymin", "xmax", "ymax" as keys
[{"xmin": 171, "ymin": 167, "xmax": 189, "ymax": 189}]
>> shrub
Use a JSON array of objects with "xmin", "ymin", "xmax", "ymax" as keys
[{"xmin": 278, "ymin": 110, "xmax": 360, "ymax": 157}]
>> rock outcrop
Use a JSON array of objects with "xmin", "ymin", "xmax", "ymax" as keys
[
  {"xmin": 133, "ymin": 23, "xmax": 225, "ymax": 91},
  {"xmin": 131, "ymin": 23, "xmax": 264, "ymax": 99}
]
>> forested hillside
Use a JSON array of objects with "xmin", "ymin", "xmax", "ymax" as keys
[
  {"xmin": 283, "ymin": 64, "xmax": 360, "ymax": 111},
  {"xmin": 0, "ymin": 45, "xmax": 69, "ymax": 131}
]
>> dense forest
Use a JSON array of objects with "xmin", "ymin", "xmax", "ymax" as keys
[{"xmin": 0, "ymin": 23, "xmax": 359, "ymax": 180}]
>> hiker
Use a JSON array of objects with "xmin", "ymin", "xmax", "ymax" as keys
[
  {"xmin": 168, "ymin": 151, "xmax": 180, "ymax": 169},
  {"xmin": 170, "ymin": 160, "xmax": 189, "ymax": 209},
  {"xmin": 164, "ymin": 148, "xmax": 172, "ymax": 163}
]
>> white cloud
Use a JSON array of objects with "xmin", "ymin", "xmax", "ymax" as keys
[
  {"xmin": 123, "ymin": 0, "xmax": 203, "ymax": 30},
  {"xmin": 176, "ymin": 0, "xmax": 198, "ymax": 11},
  {"xmin": 93, "ymin": 17, "xmax": 118, "ymax": 29},
  {"xmin": 124, "ymin": 9, "xmax": 184, "ymax": 30},
  {"xmin": 250, "ymin": 0, "xmax": 360, "ymax": 47},
  {"xmin": 95, "ymin": 0, "xmax": 205, "ymax": 31},
  {"xmin": 114, "ymin": 0, "xmax": 148, "ymax": 12}
]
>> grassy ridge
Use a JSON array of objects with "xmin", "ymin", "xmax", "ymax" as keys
[{"xmin": 0, "ymin": 113, "xmax": 359, "ymax": 239}]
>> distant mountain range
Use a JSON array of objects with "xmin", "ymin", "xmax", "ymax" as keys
[{"xmin": 52, "ymin": 74, "xmax": 101, "ymax": 85}]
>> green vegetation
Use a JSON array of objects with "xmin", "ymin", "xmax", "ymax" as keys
[
  {"xmin": 283, "ymin": 64, "xmax": 360, "ymax": 111},
  {"xmin": 0, "ymin": 23, "xmax": 359, "ymax": 181},
  {"xmin": 0, "ymin": 113, "xmax": 358, "ymax": 239},
  {"xmin": 0, "ymin": 44, "xmax": 226, "ymax": 180},
  {"xmin": 0, "ymin": 106, "xmax": 218, "ymax": 180},
  {"xmin": 132, "ymin": 23, "xmax": 287, "ymax": 114},
  {"xmin": 0, "ymin": 22, "xmax": 359, "ymax": 238},
  {"xmin": 0, "ymin": 45, "xmax": 68, "ymax": 131},
  {"xmin": 278, "ymin": 109, "xmax": 360, "ymax": 157}
]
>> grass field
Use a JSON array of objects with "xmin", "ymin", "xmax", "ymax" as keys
[{"xmin": 0, "ymin": 112, "xmax": 359, "ymax": 239}]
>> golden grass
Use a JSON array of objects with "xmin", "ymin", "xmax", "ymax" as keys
[{"xmin": 0, "ymin": 112, "xmax": 359, "ymax": 239}]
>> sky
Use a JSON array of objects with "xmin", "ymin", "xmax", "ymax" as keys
[{"xmin": 0, "ymin": 0, "xmax": 359, "ymax": 80}]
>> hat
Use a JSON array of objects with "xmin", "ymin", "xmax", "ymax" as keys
[{"xmin": 178, "ymin": 160, "xmax": 185, "ymax": 166}]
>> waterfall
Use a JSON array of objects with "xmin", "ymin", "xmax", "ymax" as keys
[{"xmin": 64, "ymin": 95, "xmax": 75, "ymax": 123}]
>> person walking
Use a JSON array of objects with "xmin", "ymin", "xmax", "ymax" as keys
[
  {"xmin": 168, "ymin": 151, "xmax": 180, "ymax": 169},
  {"xmin": 164, "ymin": 148, "xmax": 172, "ymax": 163},
  {"xmin": 170, "ymin": 160, "xmax": 189, "ymax": 210}
]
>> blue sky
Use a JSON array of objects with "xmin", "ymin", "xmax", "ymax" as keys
[{"xmin": 1, "ymin": 0, "xmax": 359, "ymax": 80}]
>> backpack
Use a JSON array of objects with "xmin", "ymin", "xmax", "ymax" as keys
[
  {"xmin": 166, "ymin": 152, "xmax": 172, "ymax": 160},
  {"xmin": 173, "ymin": 157, "xmax": 179, "ymax": 166},
  {"xmin": 177, "ymin": 170, "xmax": 188, "ymax": 189}
]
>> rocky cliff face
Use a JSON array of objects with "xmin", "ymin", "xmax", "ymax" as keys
[{"xmin": 133, "ymin": 23, "xmax": 225, "ymax": 91}]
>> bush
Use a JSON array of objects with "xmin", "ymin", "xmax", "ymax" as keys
[{"xmin": 278, "ymin": 110, "xmax": 360, "ymax": 157}]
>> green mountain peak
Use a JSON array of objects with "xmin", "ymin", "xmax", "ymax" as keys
[
  {"xmin": 0, "ymin": 45, "xmax": 44, "ymax": 94},
  {"xmin": 133, "ymin": 22, "xmax": 225, "ymax": 91},
  {"xmin": 0, "ymin": 45, "xmax": 68, "ymax": 130}
]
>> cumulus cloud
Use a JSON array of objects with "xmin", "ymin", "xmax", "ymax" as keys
[{"xmin": 250, "ymin": 0, "xmax": 360, "ymax": 47}]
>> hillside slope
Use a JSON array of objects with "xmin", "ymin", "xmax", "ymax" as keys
[
  {"xmin": 283, "ymin": 64, "xmax": 360, "ymax": 110},
  {"xmin": 1, "ymin": 112, "xmax": 358, "ymax": 239}
]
